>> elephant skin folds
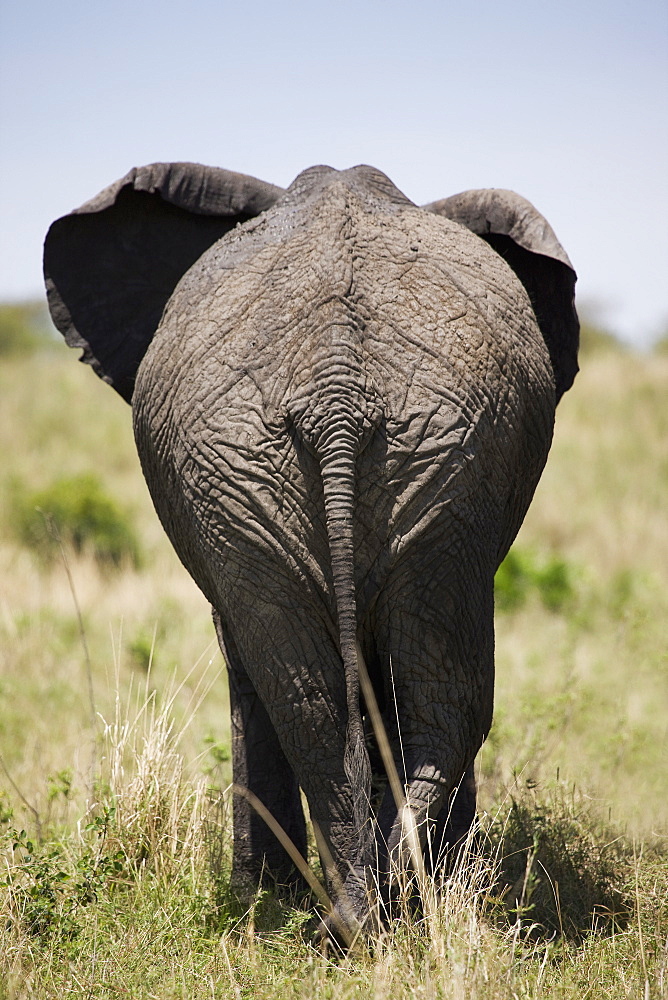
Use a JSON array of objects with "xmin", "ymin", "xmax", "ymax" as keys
[{"xmin": 45, "ymin": 162, "xmax": 576, "ymax": 940}]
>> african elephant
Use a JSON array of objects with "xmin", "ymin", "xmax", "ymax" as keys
[{"xmin": 44, "ymin": 161, "xmax": 578, "ymax": 938}]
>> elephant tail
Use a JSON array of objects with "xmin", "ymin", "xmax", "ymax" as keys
[
  {"xmin": 317, "ymin": 422, "xmax": 372, "ymax": 839},
  {"xmin": 289, "ymin": 370, "xmax": 382, "ymax": 851}
]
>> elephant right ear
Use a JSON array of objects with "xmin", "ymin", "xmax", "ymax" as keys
[
  {"xmin": 423, "ymin": 189, "xmax": 579, "ymax": 401},
  {"xmin": 44, "ymin": 162, "xmax": 285, "ymax": 402}
]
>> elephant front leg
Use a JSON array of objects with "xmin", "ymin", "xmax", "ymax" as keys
[{"xmin": 212, "ymin": 611, "xmax": 307, "ymax": 892}]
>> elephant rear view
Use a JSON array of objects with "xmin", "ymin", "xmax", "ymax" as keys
[{"xmin": 44, "ymin": 160, "xmax": 578, "ymax": 939}]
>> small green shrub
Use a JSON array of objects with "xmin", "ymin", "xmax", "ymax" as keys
[
  {"xmin": 495, "ymin": 548, "xmax": 575, "ymax": 612},
  {"xmin": 3, "ymin": 827, "xmax": 125, "ymax": 943},
  {"xmin": 535, "ymin": 557, "xmax": 573, "ymax": 612},
  {"xmin": 494, "ymin": 550, "xmax": 529, "ymax": 611},
  {"xmin": 488, "ymin": 786, "xmax": 631, "ymax": 940},
  {"xmin": 0, "ymin": 795, "xmax": 14, "ymax": 826},
  {"xmin": 202, "ymin": 733, "xmax": 231, "ymax": 776},
  {"xmin": 127, "ymin": 630, "xmax": 156, "ymax": 672},
  {"xmin": 47, "ymin": 769, "xmax": 73, "ymax": 804},
  {"xmin": 14, "ymin": 473, "xmax": 141, "ymax": 568}
]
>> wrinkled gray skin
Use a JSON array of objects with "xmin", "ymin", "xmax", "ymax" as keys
[{"xmin": 44, "ymin": 162, "xmax": 578, "ymax": 938}]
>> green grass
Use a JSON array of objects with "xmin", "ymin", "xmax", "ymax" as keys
[{"xmin": 1, "ymin": 335, "xmax": 667, "ymax": 997}]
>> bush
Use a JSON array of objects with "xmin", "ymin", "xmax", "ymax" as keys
[
  {"xmin": 3, "ymin": 826, "xmax": 126, "ymax": 944},
  {"xmin": 14, "ymin": 473, "xmax": 141, "ymax": 568},
  {"xmin": 495, "ymin": 548, "xmax": 575, "ymax": 612},
  {"xmin": 488, "ymin": 785, "xmax": 631, "ymax": 940}
]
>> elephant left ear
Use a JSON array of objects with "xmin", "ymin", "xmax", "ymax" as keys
[
  {"xmin": 423, "ymin": 189, "xmax": 579, "ymax": 400},
  {"xmin": 44, "ymin": 162, "xmax": 285, "ymax": 403}
]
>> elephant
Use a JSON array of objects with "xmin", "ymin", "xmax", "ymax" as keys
[{"xmin": 44, "ymin": 161, "xmax": 578, "ymax": 939}]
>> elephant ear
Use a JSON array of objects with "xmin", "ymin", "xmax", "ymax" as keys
[
  {"xmin": 423, "ymin": 189, "xmax": 579, "ymax": 400},
  {"xmin": 44, "ymin": 162, "xmax": 285, "ymax": 402}
]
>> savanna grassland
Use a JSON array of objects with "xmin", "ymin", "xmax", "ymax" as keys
[{"xmin": 0, "ymin": 307, "xmax": 666, "ymax": 998}]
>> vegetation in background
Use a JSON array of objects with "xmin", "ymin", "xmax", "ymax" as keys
[
  {"xmin": 13, "ymin": 473, "xmax": 141, "ymax": 568},
  {"xmin": 495, "ymin": 547, "xmax": 575, "ymax": 612},
  {"xmin": 0, "ymin": 300, "xmax": 58, "ymax": 356},
  {"xmin": 577, "ymin": 318, "xmax": 623, "ymax": 356},
  {"xmin": 0, "ymin": 315, "xmax": 666, "ymax": 996},
  {"xmin": 487, "ymin": 785, "xmax": 632, "ymax": 941}
]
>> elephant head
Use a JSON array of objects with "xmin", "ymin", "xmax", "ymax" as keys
[{"xmin": 44, "ymin": 162, "xmax": 578, "ymax": 940}]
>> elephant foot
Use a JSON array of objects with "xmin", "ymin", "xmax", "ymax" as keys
[
  {"xmin": 313, "ymin": 898, "xmax": 380, "ymax": 954},
  {"xmin": 307, "ymin": 866, "xmax": 380, "ymax": 952}
]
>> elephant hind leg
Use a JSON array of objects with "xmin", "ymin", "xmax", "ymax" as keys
[
  {"xmin": 213, "ymin": 611, "xmax": 307, "ymax": 893},
  {"xmin": 216, "ymin": 592, "xmax": 377, "ymax": 935},
  {"xmin": 370, "ymin": 564, "xmax": 494, "ymax": 898},
  {"xmin": 424, "ymin": 763, "xmax": 477, "ymax": 876}
]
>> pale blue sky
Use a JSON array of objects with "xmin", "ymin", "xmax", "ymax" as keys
[{"xmin": 1, "ymin": 0, "xmax": 666, "ymax": 345}]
